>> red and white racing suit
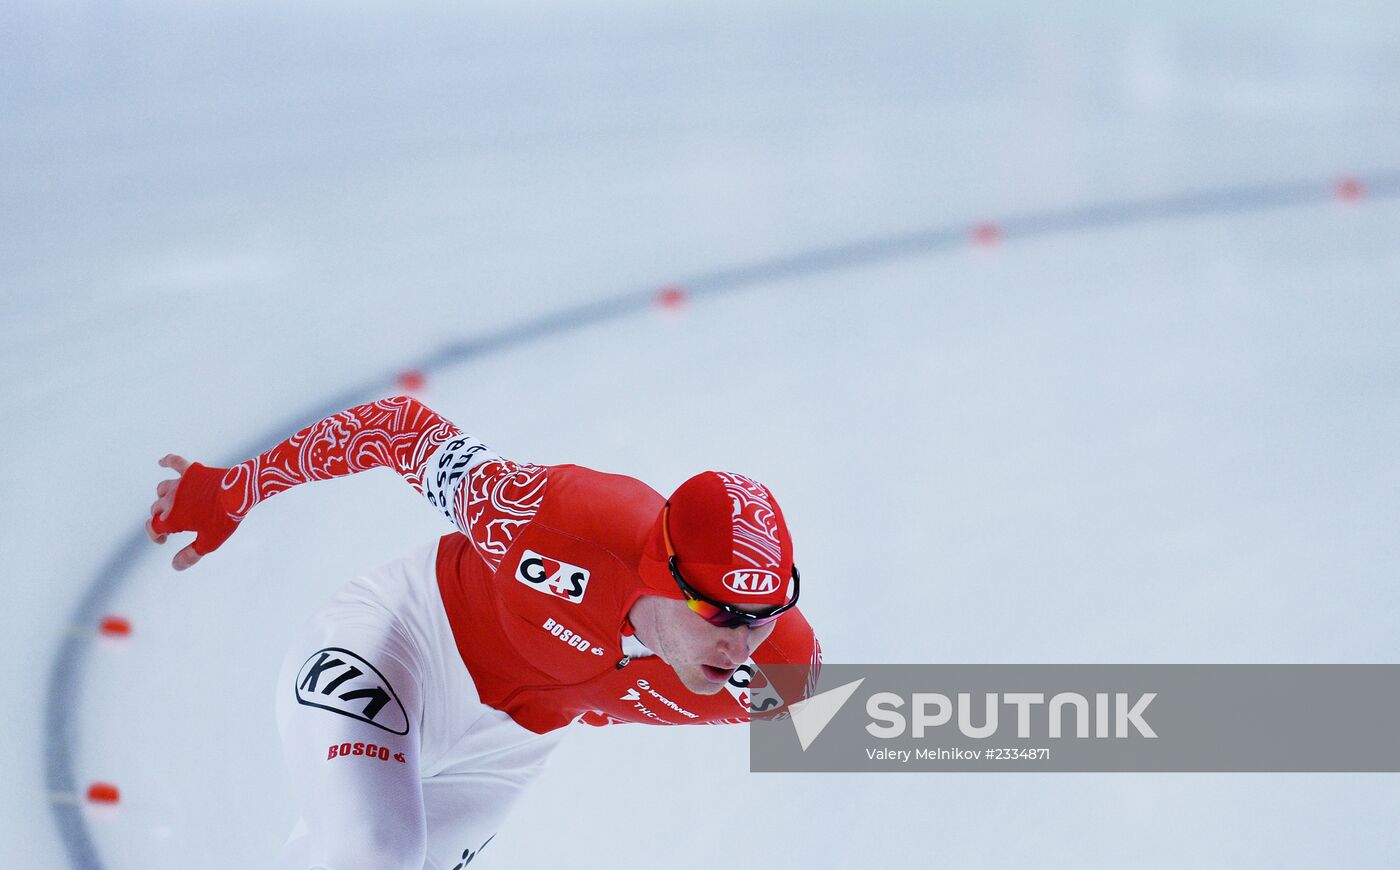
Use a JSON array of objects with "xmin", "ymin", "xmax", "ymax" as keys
[{"xmin": 162, "ymin": 397, "xmax": 820, "ymax": 869}]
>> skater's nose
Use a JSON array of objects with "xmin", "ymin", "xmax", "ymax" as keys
[{"xmin": 715, "ymin": 630, "xmax": 750, "ymax": 666}]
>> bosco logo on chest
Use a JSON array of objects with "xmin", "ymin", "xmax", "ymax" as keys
[{"xmin": 515, "ymin": 549, "xmax": 591, "ymax": 604}]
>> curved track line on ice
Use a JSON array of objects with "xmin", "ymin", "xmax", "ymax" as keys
[{"xmin": 45, "ymin": 172, "xmax": 1400, "ymax": 868}]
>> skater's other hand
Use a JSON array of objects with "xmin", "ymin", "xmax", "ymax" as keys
[{"xmin": 147, "ymin": 453, "xmax": 204, "ymax": 571}]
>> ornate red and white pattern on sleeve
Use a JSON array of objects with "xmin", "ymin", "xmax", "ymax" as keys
[
  {"xmin": 222, "ymin": 396, "xmax": 462, "ymax": 518},
  {"xmin": 424, "ymin": 439, "xmax": 547, "ymax": 572}
]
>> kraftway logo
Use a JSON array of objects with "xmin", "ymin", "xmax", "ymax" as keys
[
  {"xmin": 621, "ymin": 678, "xmax": 699, "ymax": 720},
  {"xmin": 296, "ymin": 647, "xmax": 410, "ymax": 735},
  {"xmin": 515, "ymin": 549, "xmax": 591, "ymax": 604}
]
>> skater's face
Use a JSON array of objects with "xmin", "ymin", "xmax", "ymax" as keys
[{"xmin": 629, "ymin": 595, "xmax": 777, "ymax": 695}]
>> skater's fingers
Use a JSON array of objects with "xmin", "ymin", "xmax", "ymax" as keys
[
  {"xmin": 150, "ymin": 493, "xmax": 174, "ymax": 521},
  {"xmin": 158, "ymin": 454, "xmax": 191, "ymax": 475},
  {"xmin": 172, "ymin": 544, "xmax": 201, "ymax": 571},
  {"xmin": 156, "ymin": 479, "xmax": 175, "ymax": 498},
  {"xmin": 145, "ymin": 516, "xmax": 168, "ymax": 544}
]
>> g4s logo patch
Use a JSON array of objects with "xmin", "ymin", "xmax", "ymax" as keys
[
  {"xmin": 725, "ymin": 661, "xmax": 784, "ymax": 714},
  {"xmin": 515, "ymin": 549, "xmax": 590, "ymax": 604}
]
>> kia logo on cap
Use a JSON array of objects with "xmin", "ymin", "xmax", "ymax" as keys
[{"xmin": 721, "ymin": 569, "xmax": 782, "ymax": 596}]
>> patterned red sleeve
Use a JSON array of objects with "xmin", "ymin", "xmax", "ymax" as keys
[
  {"xmin": 422, "ymin": 440, "xmax": 548, "ymax": 572},
  {"xmin": 221, "ymin": 395, "xmax": 463, "ymax": 519},
  {"xmin": 155, "ymin": 395, "xmax": 549, "ymax": 563}
]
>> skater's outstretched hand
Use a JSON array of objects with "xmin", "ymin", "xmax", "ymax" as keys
[{"xmin": 147, "ymin": 454, "xmax": 242, "ymax": 571}]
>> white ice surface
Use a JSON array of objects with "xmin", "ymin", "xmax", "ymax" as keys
[{"xmin": 4, "ymin": 1, "xmax": 1400, "ymax": 867}]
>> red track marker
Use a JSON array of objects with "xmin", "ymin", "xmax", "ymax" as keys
[
  {"xmin": 86, "ymin": 783, "xmax": 120, "ymax": 805},
  {"xmin": 397, "ymin": 370, "xmax": 427, "ymax": 392},
  {"xmin": 655, "ymin": 285, "xmax": 688, "ymax": 309},
  {"xmin": 1335, "ymin": 176, "xmax": 1365, "ymax": 202},
  {"xmin": 98, "ymin": 615, "xmax": 131, "ymax": 638},
  {"xmin": 970, "ymin": 222, "xmax": 1003, "ymax": 246}
]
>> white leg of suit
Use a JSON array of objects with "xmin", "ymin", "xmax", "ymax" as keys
[{"xmin": 271, "ymin": 540, "xmax": 566, "ymax": 870}]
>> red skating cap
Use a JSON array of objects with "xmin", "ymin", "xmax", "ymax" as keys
[{"xmin": 638, "ymin": 471, "xmax": 795, "ymax": 608}]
